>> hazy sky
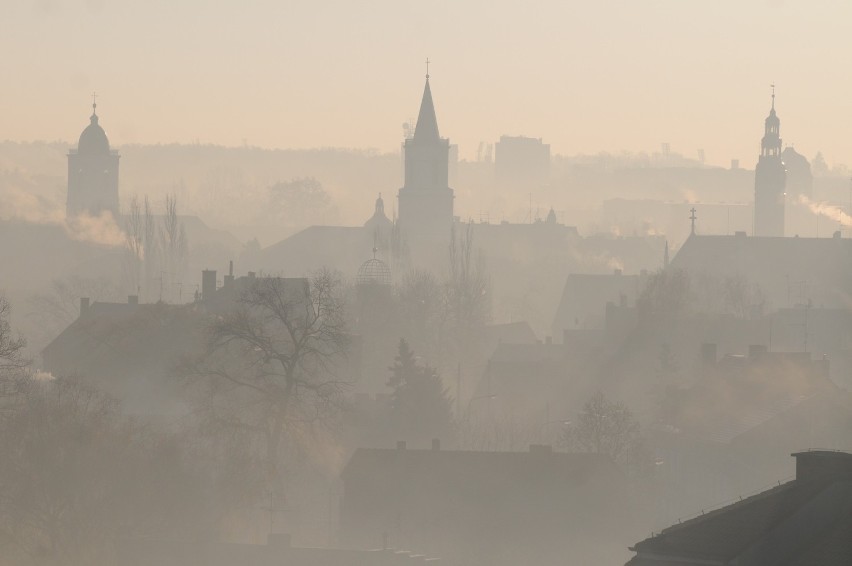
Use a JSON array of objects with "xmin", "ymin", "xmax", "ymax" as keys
[{"xmin": 3, "ymin": 1, "xmax": 850, "ymax": 166}]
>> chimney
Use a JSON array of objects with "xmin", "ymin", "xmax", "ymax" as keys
[
  {"xmin": 396, "ymin": 440, "xmax": 406, "ymax": 451},
  {"xmin": 431, "ymin": 438, "xmax": 441, "ymax": 451},
  {"xmin": 223, "ymin": 260, "xmax": 235, "ymax": 288},
  {"xmin": 79, "ymin": 297, "xmax": 90, "ymax": 317},
  {"xmin": 201, "ymin": 269, "xmax": 217, "ymax": 301},
  {"xmin": 127, "ymin": 295, "xmax": 139, "ymax": 305},
  {"xmin": 793, "ymin": 451, "xmax": 852, "ymax": 484}
]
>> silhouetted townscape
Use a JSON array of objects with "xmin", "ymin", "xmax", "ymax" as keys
[{"xmin": 2, "ymin": 4, "xmax": 852, "ymax": 566}]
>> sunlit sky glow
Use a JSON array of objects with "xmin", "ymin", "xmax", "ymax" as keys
[{"xmin": 3, "ymin": 0, "xmax": 850, "ymax": 166}]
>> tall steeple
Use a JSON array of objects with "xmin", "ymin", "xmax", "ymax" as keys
[
  {"xmin": 761, "ymin": 84, "xmax": 782, "ymax": 158},
  {"xmin": 413, "ymin": 75, "xmax": 440, "ymax": 141},
  {"xmin": 397, "ymin": 62, "xmax": 455, "ymax": 259},
  {"xmin": 754, "ymin": 85, "xmax": 786, "ymax": 237}
]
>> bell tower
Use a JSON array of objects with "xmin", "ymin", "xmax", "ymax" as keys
[
  {"xmin": 397, "ymin": 62, "xmax": 455, "ymax": 253},
  {"xmin": 67, "ymin": 95, "xmax": 120, "ymax": 219},
  {"xmin": 754, "ymin": 86, "xmax": 786, "ymax": 237}
]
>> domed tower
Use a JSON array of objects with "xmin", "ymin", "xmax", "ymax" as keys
[
  {"xmin": 754, "ymin": 86, "xmax": 786, "ymax": 237},
  {"xmin": 364, "ymin": 193, "xmax": 392, "ymax": 232},
  {"xmin": 67, "ymin": 96, "xmax": 120, "ymax": 219}
]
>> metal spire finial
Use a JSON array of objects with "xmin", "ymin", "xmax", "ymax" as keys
[
  {"xmin": 425, "ymin": 57, "xmax": 430, "ymax": 80},
  {"xmin": 92, "ymin": 92, "xmax": 98, "ymax": 115},
  {"xmin": 770, "ymin": 84, "xmax": 775, "ymax": 110},
  {"xmin": 689, "ymin": 207, "xmax": 697, "ymax": 235}
]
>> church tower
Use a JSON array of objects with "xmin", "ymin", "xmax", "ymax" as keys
[
  {"xmin": 67, "ymin": 97, "xmax": 120, "ymax": 219},
  {"xmin": 754, "ymin": 87, "xmax": 786, "ymax": 237},
  {"xmin": 397, "ymin": 66, "xmax": 454, "ymax": 252}
]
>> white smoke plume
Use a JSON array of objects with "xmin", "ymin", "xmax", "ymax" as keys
[
  {"xmin": 797, "ymin": 195, "xmax": 852, "ymax": 227},
  {"xmin": 0, "ymin": 184, "xmax": 125, "ymax": 247}
]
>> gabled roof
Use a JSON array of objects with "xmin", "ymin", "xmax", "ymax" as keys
[
  {"xmin": 629, "ymin": 479, "xmax": 828, "ymax": 563},
  {"xmin": 628, "ymin": 451, "xmax": 852, "ymax": 566}
]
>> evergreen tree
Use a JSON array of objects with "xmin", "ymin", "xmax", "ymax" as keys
[{"xmin": 387, "ymin": 339, "xmax": 455, "ymax": 446}]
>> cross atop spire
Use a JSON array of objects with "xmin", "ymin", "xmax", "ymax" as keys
[
  {"xmin": 92, "ymin": 92, "xmax": 98, "ymax": 115},
  {"xmin": 689, "ymin": 207, "xmax": 697, "ymax": 235}
]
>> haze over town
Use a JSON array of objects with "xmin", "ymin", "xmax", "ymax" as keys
[{"xmin": 1, "ymin": 2, "xmax": 852, "ymax": 566}]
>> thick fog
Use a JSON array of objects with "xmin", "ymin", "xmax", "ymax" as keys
[{"xmin": 2, "ymin": 3, "xmax": 852, "ymax": 566}]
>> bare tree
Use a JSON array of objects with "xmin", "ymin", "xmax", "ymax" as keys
[
  {"xmin": 158, "ymin": 194, "xmax": 189, "ymax": 303},
  {"xmin": 637, "ymin": 268, "xmax": 691, "ymax": 325},
  {"xmin": 447, "ymin": 222, "xmax": 490, "ymax": 337},
  {"xmin": 123, "ymin": 196, "xmax": 144, "ymax": 297},
  {"xmin": 396, "ymin": 269, "xmax": 446, "ymax": 363},
  {"xmin": 183, "ymin": 269, "xmax": 350, "ymax": 498},
  {"xmin": 446, "ymin": 221, "xmax": 491, "ymax": 397},
  {"xmin": 560, "ymin": 391, "xmax": 649, "ymax": 475},
  {"xmin": 143, "ymin": 196, "xmax": 159, "ymax": 302},
  {"xmin": 0, "ymin": 296, "xmax": 28, "ymax": 397},
  {"xmin": 0, "ymin": 378, "xmax": 213, "ymax": 566}
]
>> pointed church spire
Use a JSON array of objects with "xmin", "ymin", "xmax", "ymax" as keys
[
  {"xmin": 413, "ymin": 65, "xmax": 440, "ymax": 141},
  {"xmin": 663, "ymin": 240, "xmax": 670, "ymax": 269}
]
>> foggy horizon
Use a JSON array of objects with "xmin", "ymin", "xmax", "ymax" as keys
[
  {"xmin": 4, "ymin": 1, "xmax": 852, "ymax": 166},
  {"xmin": 2, "ymin": 2, "xmax": 852, "ymax": 566}
]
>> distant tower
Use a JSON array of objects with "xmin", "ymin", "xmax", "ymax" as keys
[
  {"xmin": 67, "ymin": 95, "xmax": 120, "ymax": 219},
  {"xmin": 546, "ymin": 207, "xmax": 557, "ymax": 224},
  {"xmin": 397, "ymin": 62, "xmax": 455, "ymax": 250},
  {"xmin": 754, "ymin": 86, "xmax": 786, "ymax": 237},
  {"xmin": 364, "ymin": 193, "xmax": 392, "ymax": 231}
]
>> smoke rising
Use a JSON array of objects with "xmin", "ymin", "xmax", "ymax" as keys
[
  {"xmin": 797, "ymin": 194, "xmax": 852, "ymax": 228},
  {"xmin": 0, "ymin": 184, "xmax": 125, "ymax": 247}
]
